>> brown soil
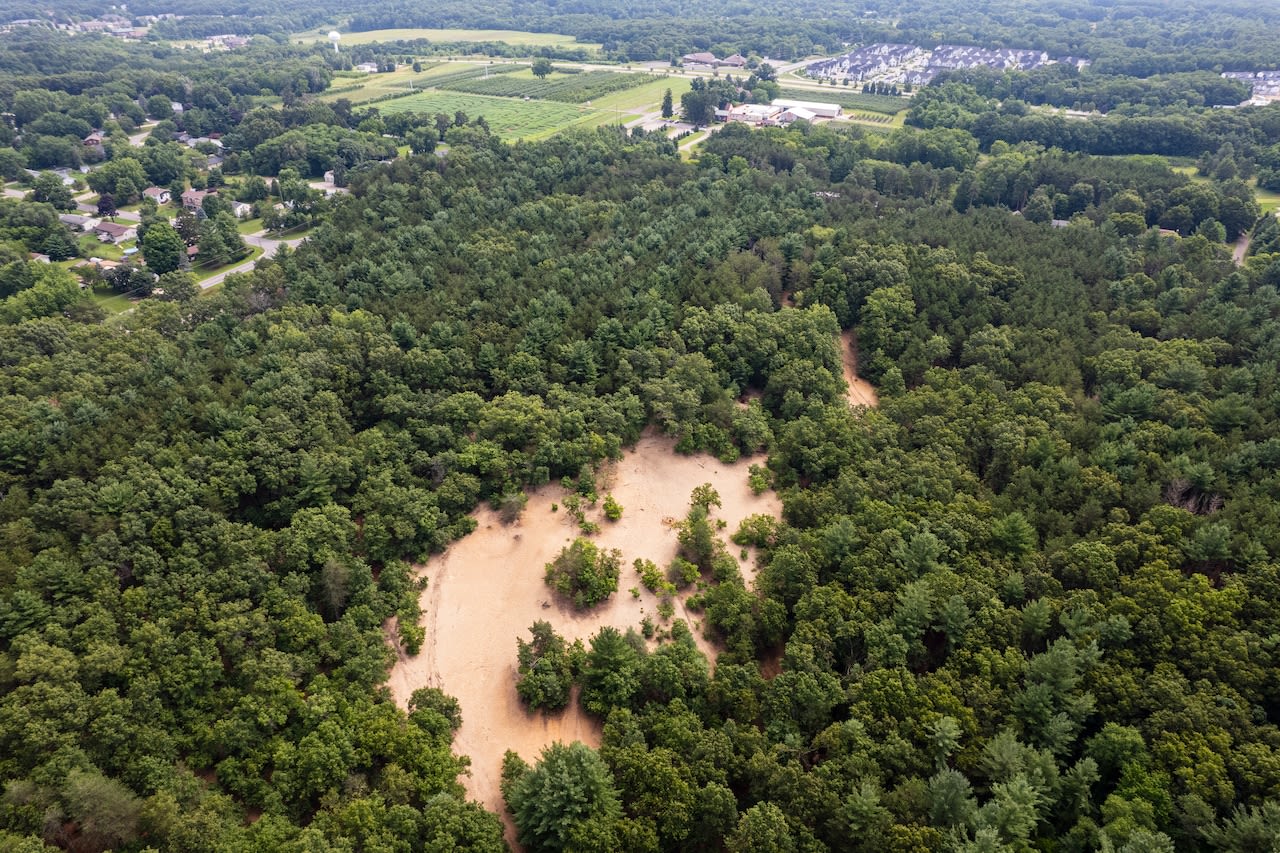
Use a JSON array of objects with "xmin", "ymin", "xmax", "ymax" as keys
[
  {"xmin": 840, "ymin": 330, "xmax": 879, "ymax": 408},
  {"xmin": 384, "ymin": 432, "xmax": 782, "ymax": 845}
]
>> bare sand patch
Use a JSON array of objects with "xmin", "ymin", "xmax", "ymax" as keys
[
  {"xmin": 841, "ymin": 329, "xmax": 879, "ymax": 408},
  {"xmin": 384, "ymin": 432, "xmax": 781, "ymax": 839}
]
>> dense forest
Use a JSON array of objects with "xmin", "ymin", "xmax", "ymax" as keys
[
  {"xmin": 3, "ymin": 4, "xmax": 1280, "ymax": 852},
  {"xmin": 4, "ymin": 114, "xmax": 1280, "ymax": 851}
]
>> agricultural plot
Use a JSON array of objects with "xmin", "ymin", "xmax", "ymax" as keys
[
  {"xmin": 417, "ymin": 63, "xmax": 525, "ymax": 88},
  {"xmin": 441, "ymin": 69, "xmax": 657, "ymax": 103},
  {"xmin": 376, "ymin": 91, "xmax": 604, "ymax": 140},
  {"xmin": 775, "ymin": 87, "xmax": 908, "ymax": 115},
  {"xmin": 318, "ymin": 63, "xmax": 523, "ymax": 104}
]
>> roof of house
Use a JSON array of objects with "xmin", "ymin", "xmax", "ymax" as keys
[
  {"xmin": 94, "ymin": 221, "xmax": 134, "ymax": 237},
  {"xmin": 721, "ymin": 54, "xmax": 747, "ymax": 65},
  {"xmin": 683, "ymin": 51, "xmax": 717, "ymax": 64},
  {"xmin": 143, "ymin": 186, "xmax": 168, "ymax": 198}
]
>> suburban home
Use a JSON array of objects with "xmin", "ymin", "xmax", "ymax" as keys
[
  {"xmin": 94, "ymin": 221, "xmax": 137, "ymax": 243},
  {"xmin": 181, "ymin": 188, "xmax": 213, "ymax": 210},
  {"xmin": 143, "ymin": 186, "xmax": 171, "ymax": 204},
  {"xmin": 83, "ymin": 131, "xmax": 104, "ymax": 146},
  {"xmin": 59, "ymin": 213, "xmax": 99, "ymax": 231},
  {"xmin": 231, "ymin": 201, "xmax": 252, "ymax": 218}
]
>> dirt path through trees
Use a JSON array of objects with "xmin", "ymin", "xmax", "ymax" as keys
[
  {"xmin": 385, "ymin": 433, "xmax": 781, "ymax": 841},
  {"xmin": 841, "ymin": 330, "xmax": 879, "ymax": 407}
]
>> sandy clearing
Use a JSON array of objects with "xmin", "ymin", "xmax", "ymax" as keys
[
  {"xmin": 384, "ymin": 432, "xmax": 782, "ymax": 839},
  {"xmin": 841, "ymin": 330, "xmax": 879, "ymax": 408}
]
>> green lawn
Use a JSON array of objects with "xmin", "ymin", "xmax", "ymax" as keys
[
  {"xmin": 87, "ymin": 286, "xmax": 135, "ymax": 314},
  {"xmin": 1171, "ymin": 165, "xmax": 1280, "ymax": 212},
  {"xmin": 296, "ymin": 27, "xmax": 597, "ymax": 49},
  {"xmin": 376, "ymin": 90, "xmax": 605, "ymax": 140},
  {"xmin": 77, "ymin": 234, "xmax": 127, "ymax": 260},
  {"xmin": 1249, "ymin": 178, "xmax": 1280, "ymax": 214},
  {"xmin": 237, "ymin": 217, "xmax": 264, "ymax": 235}
]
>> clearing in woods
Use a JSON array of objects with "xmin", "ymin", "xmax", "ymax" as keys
[
  {"xmin": 842, "ymin": 330, "xmax": 880, "ymax": 408},
  {"xmin": 385, "ymin": 433, "xmax": 782, "ymax": 842}
]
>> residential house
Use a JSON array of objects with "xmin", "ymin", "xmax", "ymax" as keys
[
  {"xmin": 354, "ymin": 62, "xmax": 379, "ymax": 73},
  {"xmin": 83, "ymin": 131, "xmax": 104, "ymax": 147},
  {"xmin": 181, "ymin": 188, "xmax": 213, "ymax": 211},
  {"xmin": 231, "ymin": 201, "xmax": 252, "ymax": 218},
  {"xmin": 143, "ymin": 187, "xmax": 171, "ymax": 205},
  {"xmin": 59, "ymin": 213, "xmax": 99, "ymax": 232},
  {"xmin": 94, "ymin": 221, "xmax": 137, "ymax": 243}
]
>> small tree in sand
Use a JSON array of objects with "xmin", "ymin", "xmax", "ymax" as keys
[{"xmin": 545, "ymin": 538, "xmax": 621, "ymax": 609}]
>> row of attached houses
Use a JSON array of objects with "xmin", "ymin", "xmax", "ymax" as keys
[{"xmin": 808, "ymin": 43, "xmax": 921, "ymax": 81}]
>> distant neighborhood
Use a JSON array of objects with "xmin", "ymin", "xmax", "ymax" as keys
[
  {"xmin": 805, "ymin": 42, "xmax": 1089, "ymax": 88},
  {"xmin": 1222, "ymin": 71, "xmax": 1280, "ymax": 106}
]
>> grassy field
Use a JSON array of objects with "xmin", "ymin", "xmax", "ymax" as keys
[
  {"xmin": 376, "ymin": 91, "xmax": 606, "ymax": 140},
  {"xmin": 296, "ymin": 28, "xmax": 597, "ymax": 49},
  {"xmin": 590, "ymin": 75, "xmax": 690, "ymax": 112},
  {"xmin": 87, "ymin": 286, "xmax": 134, "ymax": 314}
]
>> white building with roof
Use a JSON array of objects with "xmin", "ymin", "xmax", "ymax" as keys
[{"xmin": 771, "ymin": 98, "xmax": 841, "ymax": 118}]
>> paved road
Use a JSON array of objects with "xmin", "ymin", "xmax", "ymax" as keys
[
  {"xmin": 2, "ymin": 187, "xmax": 24, "ymax": 200},
  {"xmin": 199, "ymin": 230, "xmax": 307, "ymax": 290},
  {"xmin": 128, "ymin": 122, "xmax": 158, "ymax": 147}
]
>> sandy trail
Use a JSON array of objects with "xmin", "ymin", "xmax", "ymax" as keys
[
  {"xmin": 840, "ymin": 330, "xmax": 879, "ymax": 408},
  {"xmin": 385, "ymin": 433, "xmax": 781, "ymax": 840},
  {"xmin": 1233, "ymin": 234, "xmax": 1251, "ymax": 266}
]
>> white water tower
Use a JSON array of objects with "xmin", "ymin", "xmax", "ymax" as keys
[{"xmin": 328, "ymin": 31, "xmax": 341, "ymax": 53}]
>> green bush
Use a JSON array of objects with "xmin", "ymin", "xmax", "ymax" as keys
[{"xmin": 545, "ymin": 538, "xmax": 622, "ymax": 609}]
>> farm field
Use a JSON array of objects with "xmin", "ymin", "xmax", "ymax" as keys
[
  {"xmin": 296, "ymin": 27, "xmax": 597, "ymax": 49},
  {"xmin": 319, "ymin": 62, "xmax": 525, "ymax": 104},
  {"xmin": 440, "ymin": 68, "xmax": 656, "ymax": 103},
  {"xmin": 376, "ymin": 91, "xmax": 608, "ymax": 140}
]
